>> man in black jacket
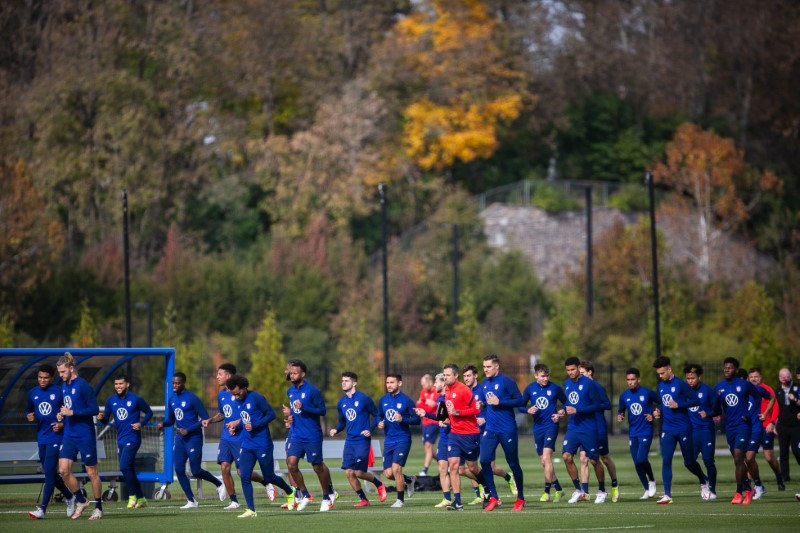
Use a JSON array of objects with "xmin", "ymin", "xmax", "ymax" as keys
[{"xmin": 775, "ymin": 367, "xmax": 800, "ymax": 482}]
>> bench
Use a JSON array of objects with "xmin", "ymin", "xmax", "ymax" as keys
[{"xmin": 193, "ymin": 439, "xmax": 384, "ymax": 497}]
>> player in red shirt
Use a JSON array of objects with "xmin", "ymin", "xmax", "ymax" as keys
[
  {"xmin": 748, "ymin": 368, "xmax": 783, "ymax": 492},
  {"xmin": 416, "ymin": 374, "xmax": 439, "ymax": 476}
]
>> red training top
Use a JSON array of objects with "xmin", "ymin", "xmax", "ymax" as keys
[
  {"xmin": 444, "ymin": 381, "xmax": 481, "ymax": 435},
  {"xmin": 417, "ymin": 387, "xmax": 439, "ymax": 426},
  {"xmin": 759, "ymin": 382, "xmax": 779, "ymax": 428}
]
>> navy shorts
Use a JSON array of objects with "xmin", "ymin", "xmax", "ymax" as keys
[
  {"xmin": 448, "ymin": 433, "xmax": 480, "ymax": 462},
  {"xmin": 217, "ymin": 439, "xmax": 241, "ymax": 465},
  {"xmin": 762, "ymin": 431, "xmax": 775, "ymax": 451},
  {"xmin": 341, "ymin": 439, "xmax": 371, "ymax": 471},
  {"xmin": 285, "ymin": 439, "xmax": 324, "ymax": 465},
  {"xmin": 562, "ymin": 430, "xmax": 599, "ymax": 461},
  {"xmin": 422, "ymin": 425, "xmax": 439, "ymax": 444},
  {"xmin": 747, "ymin": 425, "xmax": 764, "ymax": 453},
  {"xmin": 725, "ymin": 426, "xmax": 751, "ymax": 453},
  {"xmin": 383, "ymin": 440, "xmax": 412, "ymax": 468},
  {"xmin": 59, "ymin": 437, "xmax": 98, "ymax": 466},
  {"xmin": 533, "ymin": 425, "xmax": 559, "ymax": 456}
]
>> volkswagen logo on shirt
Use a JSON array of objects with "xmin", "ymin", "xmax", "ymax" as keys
[
  {"xmin": 175, "ymin": 408, "xmax": 184, "ymax": 420},
  {"xmin": 64, "ymin": 396, "xmax": 73, "ymax": 409},
  {"xmin": 385, "ymin": 409, "xmax": 399, "ymax": 422},
  {"xmin": 346, "ymin": 408, "xmax": 357, "ymax": 421},
  {"xmin": 689, "ymin": 406, "xmax": 699, "ymax": 412},
  {"xmin": 725, "ymin": 394, "xmax": 738, "ymax": 407},
  {"xmin": 568, "ymin": 391, "xmax": 579, "ymax": 404},
  {"xmin": 535, "ymin": 397, "xmax": 549, "ymax": 410},
  {"xmin": 223, "ymin": 404, "xmax": 233, "ymax": 418},
  {"xmin": 629, "ymin": 403, "xmax": 643, "ymax": 416},
  {"xmin": 38, "ymin": 402, "xmax": 52, "ymax": 416},
  {"xmin": 240, "ymin": 411, "xmax": 251, "ymax": 424},
  {"xmin": 661, "ymin": 394, "xmax": 673, "ymax": 406},
  {"xmin": 116, "ymin": 408, "xmax": 129, "ymax": 420}
]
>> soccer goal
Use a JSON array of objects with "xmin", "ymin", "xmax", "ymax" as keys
[{"xmin": 0, "ymin": 347, "xmax": 175, "ymax": 499}]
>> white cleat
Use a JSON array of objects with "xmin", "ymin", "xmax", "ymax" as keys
[
  {"xmin": 71, "ymin": 500, "xmax": 91, "ymax": 519},
  {"xmin": 265, "ymin": 484, "xmax": 275, "ymax": 501},
  {"xmin": 700, "ymin": 482, "xmax": 710, "ymax": 500},
  {"xmin": 706, "ymin": 492, "xmax": 717, "ymax": 501},
  {"xmin": 640, "ymin": 490, "xmax": 651, "ymax": 500},
  {"xmin": 568, "ymin": 489, "xmax": 585, "ymax": 504},
  {"xmin": 594, "ymin": 491, "xmax": 608, "ymax": 504},
  {"xmin": 180, "ymin": 500, "xmax": 199, "ymax": 509},
  {"xmin": 295, "ymin": 496, "xmax": 310, "ymax": 511},
  {"xmin": 224, "ymin": 501, "xmax": 240, "ymax": 510},
  {"xmin": 88, "ymin": 508, "xmax": 103, "ymax": 521},
  {"xmin": 753, "ymin": 485, "xmax": 765, "ymax": 500},
  {"xmin": 217, "ymin": 484, "xmax": 229, "ymax": 501},
  {"xmin": 65, "ymin": 497, "xmax": 75, "ymax": 517},
  {"xmin": 390, "ymin": 499, "xmax": 405, "ymax": 508},
  {"xmin": 320, "ymin": 499, "xmax": 332, "ymax": 512},
  {"xmin": 647, "ymin": 481, "xmax": 657, "ymax": 498},
  {"xmin": 28, "ymin": 507, "xmax": 45, "ymax": 519}
]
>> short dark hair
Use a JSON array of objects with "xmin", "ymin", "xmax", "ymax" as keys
[
  {"xmin": 723, "ymin": 356, "xmax": 740, "ymax": 369},
  {"xmin": 114, "ymin": 374, "xmax": 130, "ymax": 383},
  {"xmin": 625, "ymin": 368, "xmax": 640, "ymax": 377},
  {"xmin": 579, "ymin": 360, "xmax": 594, "ymax": 374},
  {"xmin": 748, "ymin": 367, "xmax": 761, "ymax": 375},
  {"xmin": 226, "ymin": 374, "xmax": 249, "ymax": 390},
  {"xmin": 652, "ymin": 356, "xmax": 671, "ymax": 369},
  {"xmin": 565, "ymin": 357, "xmax": 581, "ymax": 367},
  {"xmin": 444, "ymin": 363, "xmax": 460, "ymax": 374},
  {"xmin": 38, "ymin": 364, "xmax": 56, "ymax": 376},
  {"xmin": 462, "ymin": 364, "xmax": 478, "ymax": 375},
  {"xmin": 737, "ymin": 368, "xmax": 748, "ymax": 380},
  {"xmin": 386, "ymin": 373, "xmax": 402, "ymax": 381},
  {"xmin": 289, "ymin": 359, "xmax": 307, "ymax": 373},
  {"xmin": 683, "ymin": 363, "xmax": 703, "ymax": 375},
  {"xmin": 534, "ymin": 363, "xmax": 550, "ymax": 375},
  {"xmin": 483, "ymin": 354, "xmax": 500, "ymax": 364},
  {"xmin": 218, "ymin": 363, "xmax": 237, "ymax": 375},
  {"xmin": 342, "ymin": 371, "xmax": 358, "ymax": 381},
  {"xmin": 173, "ymin": 372, "xmax": 187, "ymax": 382}
]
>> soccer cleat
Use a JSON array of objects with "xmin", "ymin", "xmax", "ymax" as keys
[
  {"xmin": 434, "ymin": 499, "xmax": 450, "ymax": 508},
  {"xmin": 390, "ymin": 499, "xmax": 404, "ymax": 508},
  {"xmin": 224, "ymin": 501, "xmax": 241, "ymax": 510},
  {"xmin": 71, "ymin": 500, "xmax": 91, "ymax": 519},
  {"xmin": 539, "ymin": 492, "xmax": 550, "ymax": 502},
  {"xmin": 377, "ymin": 483, "xmax": 388, "ymax": 503},
  {"xmin": 483, "ymin": 496, "xmax": 500, "ymax": 512},
  {"xmin": 512, "ymin": 498, "xmax": 525, "ymax": 512},
  {"xmin": 65, "ymin": 497, "xmax": 75, "ymax": 517},
  {"xmin": 508, "ymin": 476, "xmax": 518, "ymax": 496},
  {"xmin": 127, "ymin": 496, "xmax": 137, "ymax": 509},
  {"xmin": 28, "ymin": 507, "xmax": 45, "ymax": 519},
  {"xmin": 216, "ymin": 483, "xmax": 229, "ymax": 502},
  {"xmin": 237, "ymin": 509, "xmax": 257, "ymax": 518},
  {"xmin": 134, "ymin": 498, "xmax": 147, "ymax": 508},
  {"xmin": 647, "ymin": 481, "xmax": 657, "ymax": 498},
  {"xmin": 731, "ymin": 492, "xmax": 743, "ymax": 505},
  {"xmin": 611, "ymin": 486, "xmax": 619, "ymax": 502},
  {"xmin": 265, "ymin": 483, "xmax": 275, "ymax": 501},
  {"xmin": 777, "ymin": 481, "xmax": 785, "ymax": 491},
  {"xmin": 180, "ymin": 500, "xmax": 199, "ymax": 509},
  {"xmin": 354, "ymin": 499, "xmax": 371, "ymax": 507},
  {"xmin": 330, "ymin": 491, "xmax": 339, "ymax": 507},
  {"xmin": 742, "ymin": 490, "xmax": 753, "ymax": 505},
  {"xmin": 795, "ymin": 493, "xmax": 800, "ymax": 501},
  {"xmin": 706, "ymin": 492, "xmax": 717, "ymax": 501},
  {"xmin": 296, "ymin": 496, "xmax": 311, "ymax": 511},
  {"xmin": 468, "ymin": 496, "xmax": 483, "ymax": 505},
  {"xmin": 553, "ymin": 490, "xmax": 563, "ymax": 503},
  {"xmin": 88, "ymin": 508, "xmax": 103, "ymax": 521},
  {"xmin": 479, "ymin": 484, "xmax": 486, "ymax": 499},
  {"xmin": 320, "ymin": 499, "xmax": 332, "ymax": 512},
  {"xmin": 656, "ymin": 495, "xmax": 673, "ymax": 505},
  {"xmin": 446, "ymin": 502, "xmax": 464, "ymax": 511},
  {"xmin": 753, "ymin": 485, "xmax": 765, "ymax": 500},
  {"xmin": 640, "ymin": 490, "xmax": 650, "ymax": 500},
  {"xmin": 418, "ymin": 470, "xmax": 428, "ymax": 477},
  {"xmin": 594, "ymin": 491, "xmax": 608, "ymax": 504},
  {"xmin": 282, "ymin": 492, "xmax": 296, "ymax": 509},
  {"xmin": 579, "ymin": 492, "xmax": 589, "ymax": 502},
  {"xmin": 700, "ymin": 482, "xmax": 710, "ymax": 500},
  {"xmin": 406, "ymin": 476, "xmax": 416, "ymax": 498},
  {"xmin": 568, "ymin": 489, "xmax": 585, "ymax": 504}
]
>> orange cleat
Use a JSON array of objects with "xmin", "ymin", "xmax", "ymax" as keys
[
  {"xmin": 742, "ymin": 490, "xmax": 753, "ymax": 505},
  {"xmin": 483, "ymin": 497, "xmax": 501, "ymax": 512},
  {"xmin": 512, "ymin": 498, "xmax": 526, "ymax": 512},
  {"xmin": 377, "ymin": 484, "xmax": 388, "ymax": 503},
  {"xmin": 354, "ymin": 499, "xmax": 370, "ymax": 507},
  {"xmin": 731, "ymin": 492, "xmax": 743, "ymax": 505}
]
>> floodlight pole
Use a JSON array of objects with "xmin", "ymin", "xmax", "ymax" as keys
[
  {"xmin": 123, "ymin": 190, "xmax": 132, "ymax": 348},
  {"xmin": 646, "ymin": 172, "xmax": 662, "ymax": 357},
  {"xmin": 451, "ymin": 224, "xmax": 460, "ymax": 333},
  {"xmin": 576, "ymin": 184, "xmax": 594, "ymax": 317},
  {"xmin": 379, "ymin": 183, "xmax": 390, "ymax": 377}
]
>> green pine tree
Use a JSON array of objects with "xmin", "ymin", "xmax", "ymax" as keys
[{"xmin": 249, "ymin": 309, "xmax": 288, "ymax": 412}]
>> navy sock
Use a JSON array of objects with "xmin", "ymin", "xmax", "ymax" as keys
[
  {"xmin": 356, "ymin": 489, "xmax": 366, "ymax": 500},
  {"xmin": 554, "ymin": 479, "xmax": 563, "ymax": 491}
]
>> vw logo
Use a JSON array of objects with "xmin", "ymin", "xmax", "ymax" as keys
[
  {"xmin": 346, "ymin": 408, "xmax": 357, "ymax": 421},
  {"xmin": 292, "ymin": 405, "xmax": 302, "ymax": 415},
  {"xmin": 629, "ymin": 403, "xmax": 643, "ymax": 416},
  {"xmin": 116, "ymin": 408, "xmax": 129, "ymax": 421},
  {"xmin": 385, "ymin": 409, "xmax": 398, "ymax": 422},
  {"xmin": 223, "ymin": 405, "xmax": 233, "ymax": 418},
  {"xmin": 175, "ymin": 408, "xmax": 184, "ymax": 420},
  {"xmin": 725, "ymin": 394, "xmax": 738, "ymax": 407},
  {"xmin": 38, "ymin": 403, "xmax": 52, "ymax": 416},
  {"xmin": 64, "ymin": 396, "xmax": 73, "ymax": 409},
  {"xmin": 568, "ymin": 391, "xmax": 579, "ymax": 404},
  {"xmin": 661, "ymin": 394, "xmax": 673, "ymax": 406},
  {"xmin": 485, "ymin": 391, "xmax": 496, "ymax": 400},
  {"xmin": 240, "ymin": 411, "xmax": 251, "ymax": 424},
  {"xmin": 689, "ymin": 406, "xmax": 699, "ymax": 412},
  {"xmin": 535, "ymin": 397, "xmax": 549, "ymax": 410}
]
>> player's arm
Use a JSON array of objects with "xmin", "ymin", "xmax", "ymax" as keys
[
  {"xmin": 404, "ymin": 401, "xmax": 421, "ymax": 425},
  {"xmin": 71, "ymin": 381, "xmax": 100, "ymax": 417},
  {"xmin": 97, "ymin": 397, "xmax": 113, "ymax": 424},
  {"xmin": 299, "ymin": 388, "xmax": 327, "ymax": 416},
  {"xmin": 675, "ymin": 381, "xmax": 698, "ymax": 409},
  {"xmin": 26, "ymin": 392, "xmax": 36, "ymax": 422},
  {"xmin": 332, "ymin": 402, "xmax": 346, "ymax": 435},
  {"xmin": 616, "ymin": 393, "xmax": 626, "ymax": 421},
  {"xmin": 139, "ymin": 397, "xmax": 154, "ymax": 426},
  {"xmin": 499, "ymin": 377, "xmax": 525, "ymax": 408},
  {"xmin": 159, "ymin": 401, "xmax": 174, "ymax": 428},
  {"xmin": 366, "ymin": 396, "xmax": 380, "ymax": 433},
  {"xmin": 207, "ymin": 412, "xmax": 225, "ymax": 424},
  {"xmin": 454, "ymin": 389, "xmax": 481, "ymax": 416},
  {"xmin": 184, "ymin": 394, "xmax": 207, "ymax": 432},
  {"xmin": 252, "ymin": 395, "xmax": 275, "ymax": 431}
]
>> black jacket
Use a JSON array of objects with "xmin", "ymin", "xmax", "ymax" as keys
[{"xmin": 776, "ymin": 381, "xmax": 800, "ymax": 428}]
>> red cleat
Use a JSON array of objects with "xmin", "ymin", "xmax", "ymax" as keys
[
  {"xmin": 742, "ymin": 490, "xmax": 753, "ymax": 505},
  {"xmin": 377, "ymin": 484, "xmax": 388, "ymax": 503},
  {"xmin": 354, "ymin": 499, "xmax": 370, "ymax": 507},
  {"xmin": 730, "ymin": 492, "xmax": 743, "ymax": 505},
  {"xmin": 512, "ymin": 498, "xmax": 525, "ymax": 512},
  {"xmin": 483, "ymin": 496, "xmax": 500, "ymax": 512}
]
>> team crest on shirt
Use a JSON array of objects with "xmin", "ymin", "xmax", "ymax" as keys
[
  {"xmin": 127, "ymin": 401, "xmax": 132, "ymax": 407},
  {"xmin": 246, "ymin": 403, "xmax": 251, "ymax": 409},
  {"xmin": 578, "ymin": 385, "xmax": 583, "ymax": 391},
  {"xmin": 494, "ymin": 384, "xmax": 499, "ymax": 390},
  {"xmin": 181, "ymin": 401, "xmax": 186, "ymax": 407},
  {"xmin": 50, "ymin": 394, "xmax": 55, "ymax": 400},
  {"xmin": 355, "ymin": 401, "xmax": 359, "ymax": 407},
  {"xmin": 698, "ymin": 393, "xmax": 703, "ymax": 398},
  {"xmin": 301, "ymin": 393, "xmax": 306, "ymax": 399},
  {"xmin": 397, "ymin": 402, "xmax": 402, "ymax": 409},
  {"xmin": 670, "ymin": 387, "xmax": 675, "ymax": 392},
  {"xmin": 452, "ymin": 393, "xmax": 456, "ymax": 398},
  {"xmin": 546, "ymin": 390, "xmax": 551, "ymax": 396},
  {"xmin": 71, "ymin": 388, "xmax": 76, "ymax": 394},
  {"xmin": 736, "ymin": 386, "xmax": 741, "ymax": 392}
]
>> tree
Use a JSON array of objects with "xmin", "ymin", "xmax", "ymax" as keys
[
  {"xmin": 249, "ymin": 309, "xmax": 287, "ymax": 412},
  {"xmin": 540, "ymin": 290, "xmax": 582, "ymax": 367},
  {"xmin": 70, "ymin": 299, "xmax": 100, "ymax": 348},
  {"xmin": 0, "ymin": 312, "xmax": 13, "ymax": 348},
  {"xmin": 326, "ymin": 304, "xmax": 382, "ymax": 406},
  {"xmin": 445, "ymin": 291, "xmax": 482, "ymax": 363},
  {"xmin": 734, "ymin": 281, "xmax": 785, "ymax": 383}
]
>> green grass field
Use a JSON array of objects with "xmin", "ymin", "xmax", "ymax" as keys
[{"xmin": 2, "ymin": 436, "xmax": 797, "ymax": 531}]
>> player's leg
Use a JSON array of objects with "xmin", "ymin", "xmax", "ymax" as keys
[
  {"xmin": 479, "ymin": 431, "xmax": 500, "ymax": 500},
  {"xmin": 762, "ymin": 430, "xmax": 783, "ymax": 489},
  {"xmin": 119, "ymin": 443, "xmax": 143, "ymax": 505},
  {"xmin": 448, "ymin": 455, "xmax": 462, "ymax": 506},
  {"xmin": 186, "ymin": 435, "xmax": 223, "ymax": 492},
  {"xmin": 660, "ymin": 432, "xmax": 677, "ymax": 498},
  {"xmin": 499, "ymin": 431, "xmax": 524, "ymax": 502},
  {"xmin": 218, "ymin": 440, "xmax": 238, "ymax": 504},
  {"xmin": 172, "ymin": 440, "xmax": 197, "ymax": 504},
  {"xmin": 238, "ymin": 448, "xmax": 257, "ymax": 512},
  {"xmin": 630, "ymin": 437, "xmax": 648, "ymax": 493}
]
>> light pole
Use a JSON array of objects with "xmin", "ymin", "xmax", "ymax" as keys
[
  {"xmin": 378, "ymin": 183, "xmax": 390, "ymax": 377},
  {"xmin": 646, "ymin": 172, "xmax": 662, "ymax": 356},
  {"xmin": 451, "ymin": 224, "xmax": 459, "ymax": 333},
  {"xmin": 122, "ymin": 190, "xmax": 132, "ymax": 348}
]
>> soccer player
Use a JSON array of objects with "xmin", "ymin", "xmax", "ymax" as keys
[
  {"xmin": 26, "ymin": 363, "xmax": 73, "ymax": 519},
  {"xmin": 282, "ymin": 359, "xmax": 337, "ymax": 512},
  {"xmin": 157, "ymin": 372, "xmax": 227, "ymax": 509},
  {"xmin": 747, "ymin": 367, "xmax": 783, "ymax": 490},
  {"xmin": 97, "ymin": 373, "xmax": 153, "ymax": 509},
  {"xmin": 561, "ymin": 356, "xmax": 609, "ymax": 504},
  {"xmin": 414, "ymin": 373, "xmax": 453, "ymax": 507},
  {"xmin": 416, "ymin": 374, "xmax": 439, "ymax": 477},
  {"xmin": 714, "ymin": 358, "xmax": 764, "ymax": 504},
  {"xmin": 741, "ymin": 367, "xmax": 772, "ymax": 500},
  {"xmin": 55, "ymin": 352, "xmax": 103, "ymax": 520},
  {"xmin": 442, "ymin": 363, "xmax": 489, "ymax": 511},
  {"xmin": 652, "ymin": 355, "xmax": 709, "ymax": 504},
  {"xmin": 684, "ymin": 363, "xmax": 719, "ymax": 500},
  {"xmin": 617, "ymin": 368, "xmax": 658, "ymax": 500},
  {"xmin": 476, "ymin": 354, "xmax": 526, "ymax": 511},
  {"xmin": 202, "ymin": 363, "xmax": 273, "ymax": 510},
  {"xmin": 464, "ymin": 363, "xmax": 516, "ymax": 499},
  {"xmin": 329, "ymin": 371, "xmax": 387, "ymax": 507},
  {"xmin": 578, "ymin": 361, "xmax": 619, "ymax": 502},
  {"xmin": 520, "ymin": 363, "xmax": 566, "ymax": 503},
  {"xmin": 226, "ymin": 374, "xmax": 293, "ymax": 518},
  {"xmin": 377, "ymin": 373, "xmax": 421, "ymax": 508}
]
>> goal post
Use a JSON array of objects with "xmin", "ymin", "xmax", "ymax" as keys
[{"xmin": 0, "ymin": 347, "xmax": 175, "ymax": 492}]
